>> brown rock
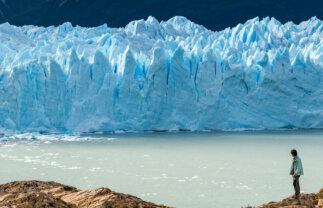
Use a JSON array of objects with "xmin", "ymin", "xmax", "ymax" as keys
[
  {"xmin": 256, "ymin": 188, "xmax": 323, "ymax": 208},
  {"xmin": 318, "ymin": 189, "xmax": 323, "ymax": 194},
  {"xmin": 318, "ymin": 199, "xmax": 323, "ymax": 206},
  {"xmin": 0, "ymin": 192, "xmax": 75, "ymax": 208},
  {"xmin": 0, "ymin": 181, "xmax": 170, "ymax": 208}
]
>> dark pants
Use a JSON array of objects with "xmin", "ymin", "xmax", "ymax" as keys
[{"xmin": 293, "ymin": 176, "xmax": 300, "ymax": 198}]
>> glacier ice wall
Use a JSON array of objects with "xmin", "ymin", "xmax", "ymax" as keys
[{"xmin": 0, "ymin": 16, "xmax": 323, "ymax": 132}]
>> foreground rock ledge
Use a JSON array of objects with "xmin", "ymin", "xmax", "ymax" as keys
[
  {"xmin": 257, "ymin": 188, "xmax": 323, "ymax": 208},
  {"xmin": 0, "ymin": 181, "xmax": 170, "ymax": 208}
]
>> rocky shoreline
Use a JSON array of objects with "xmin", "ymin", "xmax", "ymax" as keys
[
  {"xmin": 256, "ymin": 188, "xmax": 323, "ymax": 208},
  {"xmin": 1, "ymin": 180, "xmax": 322, "ymax": 208},
  {"xmin": 0, "ymin": 181, "xmax": 170, "ymax": 208}
]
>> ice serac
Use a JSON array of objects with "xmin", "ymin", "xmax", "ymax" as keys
[{"xmin": 0, "ymin": 16, "xmax": 323, "ymax": 132}]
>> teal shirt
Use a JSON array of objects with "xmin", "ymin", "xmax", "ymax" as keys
[{"xmin": 290, "ymin": 156, "xmax": 304, "ymax": 176}]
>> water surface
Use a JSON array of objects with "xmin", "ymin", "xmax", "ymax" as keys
[{"xmin": 1, "ymin": 130, "xmax": 323, "ymax": 208}]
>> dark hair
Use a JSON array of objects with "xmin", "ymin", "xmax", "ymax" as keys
[{"xmin": 291, "ymin": 149, "xmax": 297, "ymax": 156}]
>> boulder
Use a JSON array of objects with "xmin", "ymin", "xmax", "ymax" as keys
[
  {"xmin": 256, "ymin": 188, "xmax": 323, "ymax": 208},
  {"xmin": 0, "ymin": 181, "xmax": 170, "ymax": 208}
]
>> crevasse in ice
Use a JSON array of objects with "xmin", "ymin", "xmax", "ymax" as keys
[{"xmin": 0, "ymin": 16, "xmax": 323, "ymax": 132}]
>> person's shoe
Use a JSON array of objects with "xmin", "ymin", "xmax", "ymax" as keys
[{"xmin": 291, "ymin": 199, "xmax": 301, "ymax": 205}]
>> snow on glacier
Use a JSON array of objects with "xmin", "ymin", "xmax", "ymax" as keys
[{"xmin": 0, "ymin": 16, "xmax": 323, "ymax": 133}]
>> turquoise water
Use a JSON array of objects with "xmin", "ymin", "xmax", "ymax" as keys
[{"xmin": 0, "ymin": 130, "xmax": 323, "ymax": 208}]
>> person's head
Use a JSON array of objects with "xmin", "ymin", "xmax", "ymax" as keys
[{"xmin": 291, "ymin": 149, "xmax": 297, "ymax": 158}]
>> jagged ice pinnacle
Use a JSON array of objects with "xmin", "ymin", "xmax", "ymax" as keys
[{"xmin": 0, "ymin": 16, "xmax": 323, "ymax": 132}]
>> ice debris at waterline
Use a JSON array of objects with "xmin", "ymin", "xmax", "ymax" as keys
[{"xmin": 0, "ymin": 16, "xmax": 323, "ymax": 132}]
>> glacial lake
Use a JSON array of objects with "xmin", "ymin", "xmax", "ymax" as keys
[{"xmin": 1, "ymin": 130, "xmax": 323, "ymax": 208}]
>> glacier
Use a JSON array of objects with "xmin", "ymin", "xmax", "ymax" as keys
[{"xmin": 0, "ymin": 16, "xmax": 323, "ymax": 133}]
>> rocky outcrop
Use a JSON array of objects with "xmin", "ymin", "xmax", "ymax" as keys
[
  {"xmin": 0, "ymin": 181, "xmax": 170, "ymax": 208},
  {"xmin": 257, "ymin": 188, "xmax": 323, "ymax": 208}
]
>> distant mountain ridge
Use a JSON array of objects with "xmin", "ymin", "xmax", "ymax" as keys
[{"xmin": 0, "ymin": 0, "xmax": 323, "ymax": 31}]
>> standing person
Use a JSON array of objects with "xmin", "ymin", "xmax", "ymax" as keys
[{"xmin": 290, "ymin": 149, "xmax": 304, "ymax": 203}]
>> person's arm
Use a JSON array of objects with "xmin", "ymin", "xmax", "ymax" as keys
[{"xmin": 290, "ymin": 162, "xmax": 294, "ymax": 175}]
